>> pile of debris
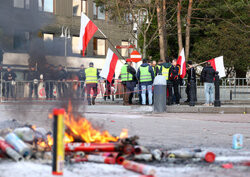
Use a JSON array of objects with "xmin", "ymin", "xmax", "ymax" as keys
[{"xmin": 0, "ymin": 124, "xmax": 221, "ymax": 176}]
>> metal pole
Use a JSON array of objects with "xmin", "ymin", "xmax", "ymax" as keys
[
  {"xmin": 214, "ymin": 71, "xmax": 221, "ymax": 107},
  {"xmin": 98, "ymin": 29, "xmax": 125, "ymax": 63}
]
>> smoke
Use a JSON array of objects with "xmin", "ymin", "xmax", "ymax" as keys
[{"xmin": 0, "ymin": 0, "xmax": 86, "ymax": 118}]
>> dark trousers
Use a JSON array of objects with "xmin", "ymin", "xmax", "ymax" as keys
[
  {"xmin": 5, "ymin": 83, "xmax": 14, "ymax": 98},
  {"xmin": 29, "ymin": 83, "xmax": 38, "ymax": 98},
  {"xmin": 123, "ymin": 81, "xmax": 135, "ymax": 105},
  {"xmin": 105, "ymin": 81, "xmax": 111, "ymax": 97},
  {"xmin": 86, "ymin": 83, "xmax": 97, "ymax": 104},
  {"xmin": 57, "ymin": 82, "xmax": 66, "ymax": 98},
  {"xmin": 77, "ymin": 82, "xmax": 85, "ymax": 99},
  {"xmin": 186, "ymin": 83, "xmax": 197, "ymax": 102},
  {"xmin": 45, "ymin": 82, "xmax": 54, "ymax": 99},
  {"xmin": 173, "ymin": 82, "xmax": 180, "ymax": 104},
  {"xmin": 166, "ymin": 82, "xmax": 173, "ymax": 105}
]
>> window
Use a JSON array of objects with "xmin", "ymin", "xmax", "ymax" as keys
[
  {"xmin": 93, "ymin": 38, "xmax": 106, "ymax": 56},
  {"xmin": 43, "ymin": 33, "xmax": 53, "ymax": 41},
  {"xmin": 73, "ymin": 0, "xmax": 87, "ymax": 16},
  {"xmin": 72, "ymin": 36, "xmax": 81, "ymax": 54},
  {"xmin": 14, "ymin": 31, "xmax": 30, "ymax": 50},
  {"xmin": 121, "ymin": 41, "xmax": 129, "ymax": 57},
  {"xmin": 39, "ymin": 0, "xmax": 54, "ymax": 13},
  {"xmin": 93, "ymin": 2, "xmax": 105, "ymax": 20},
  {"xmin": 13, "ymin": 0, "xmax": 30, "ymax": 9}
]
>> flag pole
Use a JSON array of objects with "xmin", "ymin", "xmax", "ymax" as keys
[
  {"xmin": 98, "ymin": 29, "xmax": 125, "ymax": 63},
  {"xmin": 193, "ymin": 61, "xmax": 208, "ymax": 67}
]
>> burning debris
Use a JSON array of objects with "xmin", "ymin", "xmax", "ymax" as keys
[{"xmin": 0, "ymin": 102, "xmax": 249, "ymax": 177}]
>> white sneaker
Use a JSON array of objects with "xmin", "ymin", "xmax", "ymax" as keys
[
  {"xmin": 203, "ymin": 103, "xmax": 209, "ymax": 106},
  {"xmin": 209, "ymin": 103, "xmax": 213, "ymax": 106}
]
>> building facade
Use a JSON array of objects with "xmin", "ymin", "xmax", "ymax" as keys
[{"xmin": 0, "ymin": 0, "xmax": 133, "ymax": 79}]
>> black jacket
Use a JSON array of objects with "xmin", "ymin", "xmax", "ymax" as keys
[
  {"xmin": 57, "ymin": 69, "xmax": 67, "ymax": 81},
  {"xmin": 3, "ymin": 71, "xmax": 16, "ymax": 81},
  {"xmin": 78, "ymin": 69, "xmax": 86, "ymax": 81},
  {"xmin": 200, "ymin": 66, "xmax": 215, "ymax": 83},
  {"xmin": 27, "ymin": 70, "xmax": 40, "ymax": 81},
  {"xmin": 127, "ymin": 65, "xmax": 137, "ymax": 82},
  {"xmin": 187, "ymin": 67, "xmax": 196, "ymax": 83}
]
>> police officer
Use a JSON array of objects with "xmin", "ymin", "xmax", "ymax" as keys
[
  {"xmin": 27, "ymin": 65, "xmax": 40, "ymax": 99},
  {"xmin": 121, "ymin": 58, "xmax": 137, "ymax": 105},
  {"xmin": 160, "ymin": 57, "xmax": 173, "ymax": 105},
  {"xmin": 137, "ymin": 59, "xmax": 154, "ymax": 105},
  {"xmin": 85, "ymin": 62, "xmax": 99, "ymax": 105},
  {"xmin": 3, "ymin": 66, "xmax": 16, "ymax": 99},
  {"xmin": 57, "ymin": 65, "xmax": 67, "ymax": 98},
  {"xmin": 77, "ymin": 64, "xmax": 86, "ymax": 99}
]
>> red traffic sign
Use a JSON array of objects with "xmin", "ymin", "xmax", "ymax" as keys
[{"xmin": 130, "ymin": 50, "xmax": 142, "ymax": 63}]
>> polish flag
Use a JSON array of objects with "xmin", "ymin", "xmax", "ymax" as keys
[
  {"xmin": 208, "ymin": 56, "xmax": 226, "ymax": 78},
  {"xmin": 78, "ymin": 13, "xmax": 98, "ymax": 56},
  {"xmin": 177, "ymin": 48, "xmax": 186, "ymax": 78},
  {"xmin": 100, "ymin": 48, "xmax": 119, "ymax": 83}
]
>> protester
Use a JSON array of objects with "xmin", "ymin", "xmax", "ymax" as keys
[
  {"xmin": 185, "ymin": 61, "xmax": 197, "ymax": 103},
  {"xmin": 169, "ymin": 59, "xmax": 180, "ymax": 105},
  {"xmin": 77, "ymin": 64, "xmax": 86, "ymax": 99},
  {"xmin": 120, "ymin": 58, "xmax": 137, "ymax": 105},
  {"xmin": 85, "ymin": 62, "xmax": 99, "ymax": 105},
  {"xmin": 43, "ymin": 64, "xmax": 53, "ymax": 99},
  {"xmin": 155, "ymin": 60, "xmax": 164, "ymax": 76},
  {"xmin": 200, "ymin": 62, "xmax": 216, "ymax": 106},
  {"xmin": 27, "ymin": 65, "xmax": 40, "ymax": 99},
  {"xmin": 56, "ymin": 65, "xmax": 67, "ymax": 98},
  {"xmin": 160, "ymin": 57, "xmax": 173, "ymax": 105},
  {"xmin": 151, "ymin": 60, "xmax": 157, "ymax": 76},
  {"xmin": 137, "ymin": 59, "xmax": 154, "ymax": 105},
  {"xmin": 3, "ymin": 66, "xmax": 16, "ymax": 99}
]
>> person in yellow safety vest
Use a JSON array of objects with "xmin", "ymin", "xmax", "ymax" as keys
[
  {"xmin": 159, "ymin": 57, "xmax": 174, "ymax": 105},
  {"xmin": 120, "ymin": 58, "xmax": 137, "ymax": 105},
  {"xmin": 155, "ymin": 59, "xmax": 164, "ymax": 76},
  {"xmin": 137, "ymin": 59, "xmax": 155, "ymax": 105},
  {"xmin": 85, "ymin": 62, "xmax": 99, "ymax": 105}
]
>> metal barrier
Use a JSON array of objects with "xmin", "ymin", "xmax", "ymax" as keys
[{"xmin": 0, "ymin": 78, "xmax": 249, "ymax": 102}]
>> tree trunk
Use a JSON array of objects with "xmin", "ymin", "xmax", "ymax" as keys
[
  {"xmin": 162, "ymin": 0, "xmax": 167, "ymax": 56},
  {"xmin": 185, "ymin": 0, "xmax": 193, "ymax": 60},
  {"xmin": 177, "ymin": 0, "xmax": 183, "ymax": 55},
  {"xmin": 156, "ymin": 0, "xmax": 166, "ymax": 61}
]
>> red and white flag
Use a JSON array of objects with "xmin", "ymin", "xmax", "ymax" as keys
[
  {"xmin": 78, "ymin": 12, "xmax": 98, "ymax": 56},
  {"xmin": 100, "ymin": 48, "xmax": 118, "ymax": 83},
  {"xmin": 208, "ymin": 56, "xmax": 226, "ymax": 78},
  {"xmin": 177, "ymin": 48, "xmax": 186, "ymax": 78}
]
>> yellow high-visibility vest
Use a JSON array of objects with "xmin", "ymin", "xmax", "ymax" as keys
[{"xmin": 85, "ymin": 67, "xmax": 98, "ymax": 84}]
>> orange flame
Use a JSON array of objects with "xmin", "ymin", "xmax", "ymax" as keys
[{"xmin": 37, "ymin": 101, "xmax": 128, "ymax": 148}]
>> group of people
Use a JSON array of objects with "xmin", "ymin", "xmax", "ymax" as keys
[
  {"xmin": 0, "ymin": 63, "xmax": 100, "ymax": 105},
  {"xmin": 120, "ymin": 57, "xmax": 216, "ymax": 106},
  {"xmin": 120, "ymin": 57, "xmax": 183, "ymax": 105},
  {"xmin": 0, "ymin": 58, "xmax": 216, "ymax": 106}
]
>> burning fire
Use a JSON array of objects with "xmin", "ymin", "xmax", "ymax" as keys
[{"xmin": 38, "ymin": 101, "xmax": 128, "ymax": 148}]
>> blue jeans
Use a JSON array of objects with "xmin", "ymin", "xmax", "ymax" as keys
[
  {"xmin": 141, "ymin": 85, "xmax": 152, "ymax": 105},
  {"xmin": 204, "ymin": 82, "xmax": 214, "ymax": 104}
]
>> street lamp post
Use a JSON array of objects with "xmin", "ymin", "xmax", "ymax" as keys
[
  {"xmin": 60, "ymin": 26, "xmax": 71, "ymax": 69},
  {"xmin": 133, "ymin": 8, "xmax": 149, "ymax": 59}
]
